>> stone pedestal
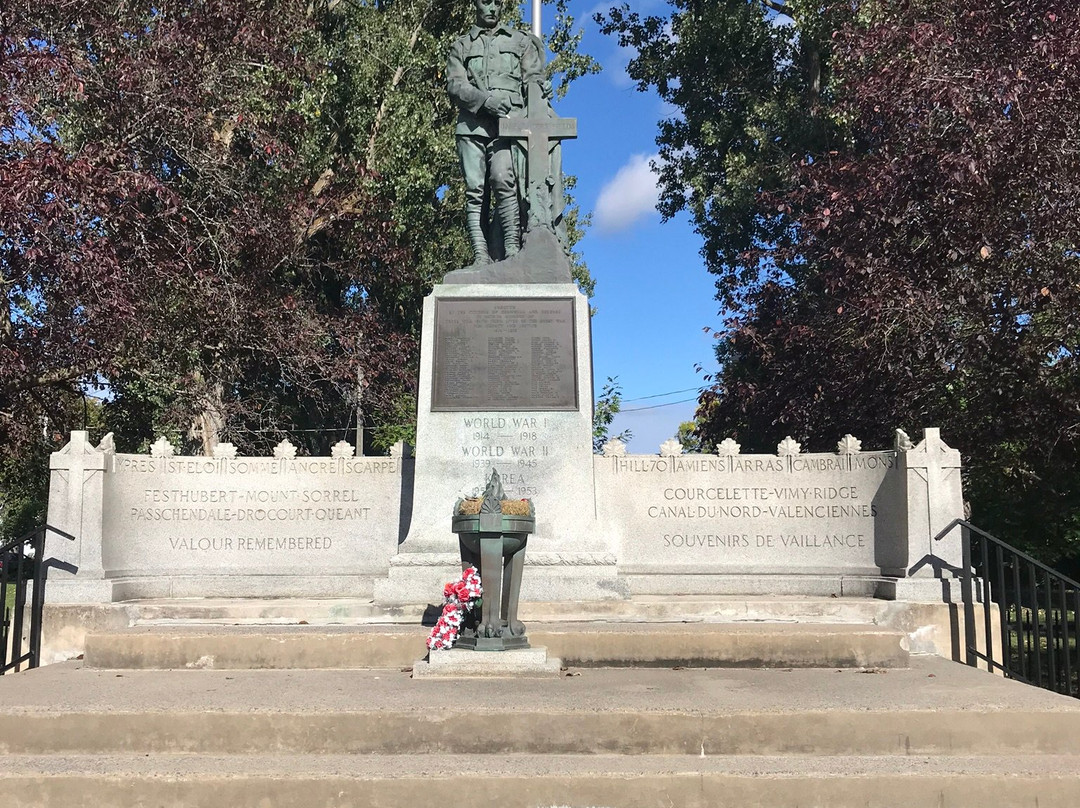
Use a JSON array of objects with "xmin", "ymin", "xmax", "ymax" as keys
[
  {"xmin": 374, "ymin": 282, "xmax": 619, "ymax": 605},
  {"xmin": 882, "ymin": 428, "xmax": 965, "ymax": 602},
  {"xmin": 454, "ymin": 505, "xmax": 534, "ymax": 650},
  {"xmin": 44, "ymin": 431, "xmax": 115, "ymax": 602},
  {"xmin": 413, "ymin": 646, "xmax": 562, "ymax": 678}
]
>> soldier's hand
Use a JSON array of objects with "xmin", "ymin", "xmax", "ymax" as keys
[{"xmin": 484, "ymin": 95, "xmax": 513, "ymax": 117}]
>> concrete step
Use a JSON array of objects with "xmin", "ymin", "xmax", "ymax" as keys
[
  {"xmin": 2, "ymin": 752, "xmax": 1080, "ymax": 808},
  {"xmin": 122, "ymin": 595, "xmax": 898, "ymax": 626},
  {"xmin": 4, "ymin": 658, "xmax": 1078, "ymax": 806},
  {"xmin": 4, "ymin": 658, "xmax": 1079, "ymax": 757},
  {"xmin": 82, "ymin": 621, "xmax": 909, "ymax": 670}
]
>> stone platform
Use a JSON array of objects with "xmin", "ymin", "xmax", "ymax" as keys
[
  {"xmin": 78, "ymin": 621, "xmax": 910, "ymax": 670},
  {"xmin": 1, "ymin": 657, "xmax": 1078, "ymax": 806},
  {"xmin": 41, "ymin": 595, "xmax": 995, "ymax": 669},
  {"xmin": 85, "ymin": 593, "xmax": 907, "ymax": 625},
  {"xmin": 42, "ymin": 427, "xmax": 970, "ymax": 608}
]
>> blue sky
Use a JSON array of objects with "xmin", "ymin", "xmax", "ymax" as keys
[{"xmin": 530, "ymin": 0, "xmax": 721, "ymax": 451}]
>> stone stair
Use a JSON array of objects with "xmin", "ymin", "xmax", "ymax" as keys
[
  {"xmin": 82, "ymin": 621, "xmax": 910, "ymax": 670},
  {"xmin": 16, "ymin": 595, "xmax": 1076, "ymax": 805},
  {"xmin": 46, "ymin": 594, "xmax": 958, "ymax": 667},
  {"xmin": 2, "ymin": 657, "xmax": 1080, "ymax": 806},
  {"xmin": 122, "ymin": 595, "xmax": 900, "ymax": 625}
]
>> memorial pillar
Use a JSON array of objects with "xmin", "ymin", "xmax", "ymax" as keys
[
  {"xmin": 373, "ymin": 282, "xmax": 620, "ymax": 605},
  {"xmin": 889, "ymin": 427, "xmax": 965, "ymax": 601},
  {"xmin": 44, "ymin": 431, "xmax": 115, "ymax": 602}
]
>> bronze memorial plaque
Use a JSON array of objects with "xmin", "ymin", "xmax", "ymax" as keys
[{"xmin": 432, "ymin": 297, "xmax": 578, "ymax": 411}]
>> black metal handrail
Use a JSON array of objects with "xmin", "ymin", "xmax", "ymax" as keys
[
  {"xmin": 936, "ymin": 519, "xmax": 1080, "ymax": 698},
  {"xmin": 1, "ymin": 524, "xmax": 74, "ymax": 675}
]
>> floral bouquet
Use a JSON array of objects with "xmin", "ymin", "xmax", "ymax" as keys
[{"xmin": 427, "ymin": 566, "xmax": 483, "ymax": 650}]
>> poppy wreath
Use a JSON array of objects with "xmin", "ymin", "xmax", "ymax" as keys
[{"xmin": 426, "ymin": 566, "xmax": 483, "ymax": 650}]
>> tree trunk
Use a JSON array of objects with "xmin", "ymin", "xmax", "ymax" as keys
[{"xmin": 190, "ymin": 381, "xmax": 225, "ymax": 455}]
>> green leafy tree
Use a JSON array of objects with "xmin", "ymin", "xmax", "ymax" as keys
[
  {"xmin": 676, "ymin": 420, "xmax": 703, "ymax": 453},
  {"xmin": 593, "ymin": 376, "xmax": 632, "ymax": 452},
  {"xmin": 371, "ymin": 393, "xmax": 418, "ymax": 454},
  {"xmin": 597, "ymin": 0, "xmax": 842, "ymax": 311},
  {"xmin": 607, "ymin": 0, "xmax": 1080, "ymax": 560},
  {"xmin": 0, "ymin": 447, "xmax": 50, "ymax": 543},
  {"xmin": 2, "ymin": 0, "xmax": 599, "ymax": 470}
]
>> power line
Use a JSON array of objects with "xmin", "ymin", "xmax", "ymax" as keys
[
  {"xmin": 621, "ymin": 396, "xmax": 699, "ymax": 413},
  {"xmin": 623, "ymin": 386, "xmax": 704, "ymax": 403},
  {"xmin": 201, "ymin": 385, "xmax": 707, "ymax": 429}
]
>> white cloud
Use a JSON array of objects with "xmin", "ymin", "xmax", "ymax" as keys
[
  {"xmin": 598, "ymin": 8, "xmax": 675, "ymax": 88},
  {"xmin": 606, "ymin": 43, "xmax": 637, "ymax": 89},
  {"xmin": 594, "ymin": 153, "xmax": 661, "ymax": 234},
  {"xmin": 658, "ymin": 98, "xmax": 681, "ymax": 120}
]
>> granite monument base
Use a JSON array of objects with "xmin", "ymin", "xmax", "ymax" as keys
[
  {"xmin": 375, "ymin": 279, "xmax": 612, "ymax": 605},
  {"xmin": 413, "ymin": 646, "xmax": 562, "ymax": 678},
  {"xmin": 375, "ymin": 552, "xmax": 626, "ymax": 607},
  {"xmin": 43, "ymin": 429, "xmax": 966, "ymax": 610}
]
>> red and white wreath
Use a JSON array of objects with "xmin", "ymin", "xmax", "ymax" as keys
[{"xmin": 427, "ymin": 566, "xmax": 483, "ymax": 650}]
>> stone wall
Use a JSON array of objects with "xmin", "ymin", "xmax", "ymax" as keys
[
  {"xmin": 596, "ymin": 449, "xmax": 904, "ymax": 596},
  {"xmin": 44, "ymin": 428, "xmax": 965, "ymax": 604},
  {"xmin": 46, "ymin": 433, "xmax": 410, "ymax": 600}
]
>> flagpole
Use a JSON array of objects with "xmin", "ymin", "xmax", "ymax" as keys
[{"xmin": 532, "ymin": 0, "xmax": 541, "ymax": 36}]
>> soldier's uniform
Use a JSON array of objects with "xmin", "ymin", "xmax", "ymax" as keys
[{"xmin": 447, "ymin": 23, "xmax": 543, "ymax": 264}]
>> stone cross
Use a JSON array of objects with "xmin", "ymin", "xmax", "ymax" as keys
[
  {"xmin": 906, "ymin": 428, "xmax": 961, "ymax": 532},
  {"xmin": 47, "ymin": 430, "xmax": 109, "ymax": 580},
  {"xmin": 903, "ymin": 427, "xmax": 964, "ymax": 579},
  {"xmin": 498, "ymin": 81, "xmax": 577, "ymax": 229}
]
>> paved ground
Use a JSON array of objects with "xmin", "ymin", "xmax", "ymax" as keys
[
  {"xmin": 3, "ymin": 655, "xmax": 1077, "ymax": 715},
  {"xmin": 3, "ymin": 752, "xmax": 1080, "ymax": 777},
  {"xmin": 3, "ymin": 654, "xmax": 1079, "ymax": 806}
]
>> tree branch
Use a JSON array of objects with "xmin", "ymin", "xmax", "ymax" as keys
[
  {"xmin": 1, "ymin": 366, "xmax": 91, "ymax": 398},
  {"xmin": 0, "ymin": 276, "xmax": 13, "ymax": 342},
  {"xmin": 806, "ymin": 43, "xmax": 821, "ymax": 110},
  {"xmin": 365, "ymin": 0, "xmax": 434, "ymax": 169},
  {"xmin": 297, "ymin": 192, "xmax": 364, "ymax": 245}
]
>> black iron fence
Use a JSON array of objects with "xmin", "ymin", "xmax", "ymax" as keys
[
  {"xmin": 1, "ymin": 524, "xmax": 73, "ymax": 675},
  {"xmin": 938, "ymin": 519, "xmax": 1080, "ymax": 698}
]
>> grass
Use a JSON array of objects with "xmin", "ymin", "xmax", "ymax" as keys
[
  {"xmin": 1005, "ymin": 606, "xmax": 1079, "ymax": 652},
  {"xmin": 1007, "ymin": 605, "xmax": 1077, "ymax": 623},
  {"xmin": 1008, "ymin": 631, "xmax": 1078, "ymax": 656},
  {"xmin": 999, "ymin": 603, "xmax": 1080, "ymax": 695}
]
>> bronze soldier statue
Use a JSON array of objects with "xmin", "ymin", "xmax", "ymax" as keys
[{"xmin": 447, "ymin": 0, "xmax": 544, "ymax": 266}]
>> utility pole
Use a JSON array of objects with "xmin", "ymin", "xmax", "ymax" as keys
[
  {"xmin": 532, "ymin": 0, "xmax": 540, "ymax": 37},
  {"xmin": 356, "ymin": 366, "xmax": 365, "ymax": 456}
]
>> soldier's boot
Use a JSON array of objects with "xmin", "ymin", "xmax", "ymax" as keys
[
  {"xmin": 497, "ymin": 197, "xmax": 520, "ymax": 258},
  {"xmin": 467, "ymin": 210, "xmax": 492, "ymax": 266}
]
